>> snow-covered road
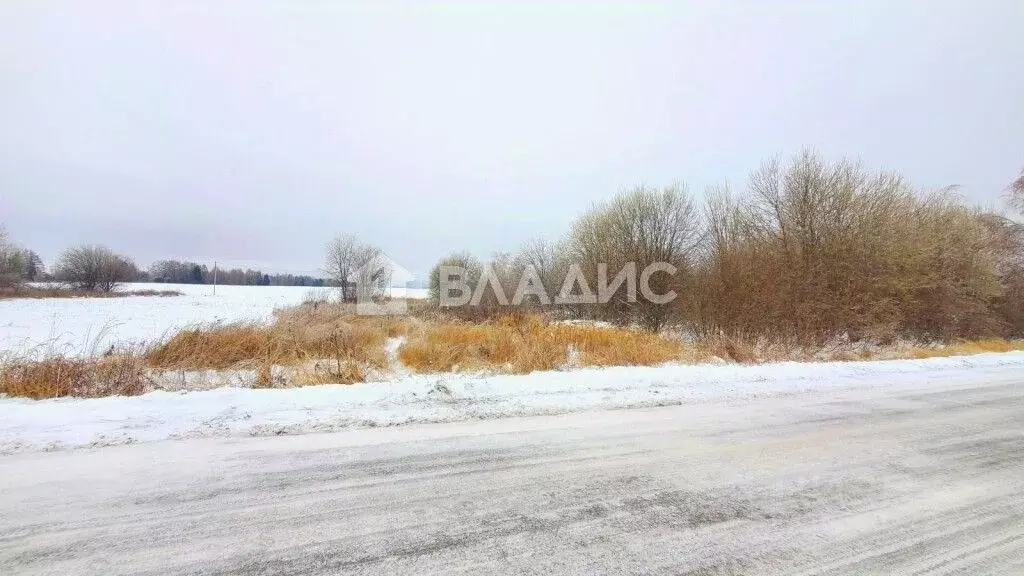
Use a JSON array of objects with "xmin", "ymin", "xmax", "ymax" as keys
[
  {"xmin": 2, "ymin": 361, "xmax": 1022, "ymax": 575},
  {"xmin": 2, "ymin": 352, "xmax": 1023, "ymax": 453}
]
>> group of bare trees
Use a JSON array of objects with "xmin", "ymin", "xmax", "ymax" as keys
[
  {"xmin": 0, "ymin": 226, "xmax": 138, "ymax": 293},
  {"xmin": 427, "ymin": 186, "xmax": 700, "ymax": 329},
  {"xmin": 428, "ymin": 152, "xmax": 1024, "ymax": 341}
]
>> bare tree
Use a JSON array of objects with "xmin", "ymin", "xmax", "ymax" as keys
[
  {"xmin": 517, "ymin": 237, "xmax": 569, "ymax": 299},
  {"xmin": 1008, "ymin": 168, "xmax": 1024, "ymax": 216},
  {"xmin": 325, "ymin": 234, "xmax": 391, "ymax": 302},
  {"xmin": 53, "ymin": 245, "xmax": 137, "ymax": 292}
]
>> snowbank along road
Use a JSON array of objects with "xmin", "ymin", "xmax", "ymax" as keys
[
  {"xmin": 1, "ymin": 367, "xmax": 1022, "ymax": 574},
  {"xmin": 4, "ymin": 353, "xmax": 1023, "ymax": 453}
]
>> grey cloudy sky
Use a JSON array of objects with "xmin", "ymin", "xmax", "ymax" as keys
[{"xmin": 1, "ymin": 1, "xmax": 1022, "ymax": 276}]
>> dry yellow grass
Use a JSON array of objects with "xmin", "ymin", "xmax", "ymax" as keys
[
  {"xmin": 0, "ymin": 352, "xmax": 150, "ymax": 399},
  {"xmin": 147, "ymin": 321, "xmax": 391, "ymax": 373},
  {"xmin": 906, "ymin": 339, "xmax": 1024, "ymax": 359},
  {"xmin": 142, "ymin": 302, "xmax": 409, "ymax": 388},
  {"xmin": 398, "ymin": 314, "xmax": 687, "ymax": 374},
  {"xmin": 687, "ymin": 336, "xmax": 1024, "ymax": 363}
]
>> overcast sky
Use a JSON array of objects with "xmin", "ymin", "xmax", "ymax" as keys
[{"xmin": 1, "ymin": 1, "xmax": 1022, "ymax": 276}]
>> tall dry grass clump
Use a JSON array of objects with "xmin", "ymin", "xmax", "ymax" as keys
[
  {"xmin": 145, "ymin": 303, "xmax": 399, "ymax": 376},
  {"xmin": 398, "ymin": 314, "xmax": 686, "ymax": 374},
  {"xmin": 0, "ymin": 350, "xmax": 150, "ymax": 399},
  {"xmin": 146, "ymin": 324, "xmax": 284, "ymax": 370}
]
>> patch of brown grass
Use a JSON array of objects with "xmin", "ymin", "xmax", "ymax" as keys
[
  {"xmin": 684, "ymin": 335, "xmax": 1024, "ymax": 364},
  {"xmin": 290, "ymin": 359, "xmax": 370, "ymax": 386},
  {"xmin": 274, "ymin": 302, "xmax": 411, "ymax": 338},
  {"xmin": 146, "ymin": 324, "xmax": 281, "ymax": 370},
  {"xmin": 906, "ymin": 338, "xmax": 1024, "ymax": 359},
  {"xmin": 399, "ymin": 314, "xmax": 687, "ymax": 374},
  {"xmin": 697, "ymin": 335, "xmax": 760, "ymax": 364},
  {"xmin": 145, "ymin": 322, "xmax": 390, "ymax": 372},
  {"xmin": 145, "ymin": 303, "xmax": 407, "ymax": 373},
  {"xmin": 0, "ymin": 351, "xmax": 151, "ymax": 399}
]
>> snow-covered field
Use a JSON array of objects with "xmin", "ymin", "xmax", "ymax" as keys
[
  {"xmin": 0, "ymin": 283, "xmax": 428, "ymax": 356},
  {"xmin": 2, "ymin": 351, "xmax": 1022, "ymax": 453}
]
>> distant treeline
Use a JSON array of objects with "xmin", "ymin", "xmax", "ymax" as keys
[
  {"xmin": 145, "ymin": 260, "xmax": 329, "ymax": 287},
  {"xmin": 1, "ymin": 236, "xmax": 331, "ymax": 290}
]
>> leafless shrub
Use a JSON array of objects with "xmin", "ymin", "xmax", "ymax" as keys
[
  {"xmin": 429, "ymin": 251, "xmax": 482, "ymax": 301},
  {"xmin": 427, "ymin": 251, "xmax": 492, "ymax": 320},
  {"xmin": 52, "ymin": 245, "xmax": 137, "ymax": 292},
  {"xmin": 569, "ymin": 184, "xmax": 703, "ymax": 330}
]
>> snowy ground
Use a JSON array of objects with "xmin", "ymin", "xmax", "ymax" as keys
[
  {"xmin": 2, "ymin": 351, "xmax": 1022, "ymax": 454},
  {"xmin": 0, "ymin": 283, "xmax": 428, "ymax": 356}
]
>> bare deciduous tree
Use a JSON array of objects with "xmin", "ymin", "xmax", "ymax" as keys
[
  {"xmin": 325, "ymin": 234, "xmax": 392, "ymax": 302},
  {"xmin": 53, "ymin": 245, "xmax": 137, "ymax": 292},
  {"xmin": 1008, "ymin": 168, "xmax": 1024, "ymax": 216},
  {"xmin": 517, "ymin": 237, "xmax": 569, "ymax": 300}
]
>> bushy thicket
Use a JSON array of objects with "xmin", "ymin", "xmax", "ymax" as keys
[
  {"xmin": 430, "ymin": 152, "xmax": 1024, "ymax": 341},
  {"xmin": 691, "ymin": 153, "xmax": 1021, "ymax": 342},
  {"xmin": 52, "ymin": 245, "xmax": 138, "ymax": 292}
]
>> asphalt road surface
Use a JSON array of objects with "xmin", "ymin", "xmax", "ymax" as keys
[{"xmin": 2, "ymin": 372, "xmax": 1022, "ymax": 575}]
